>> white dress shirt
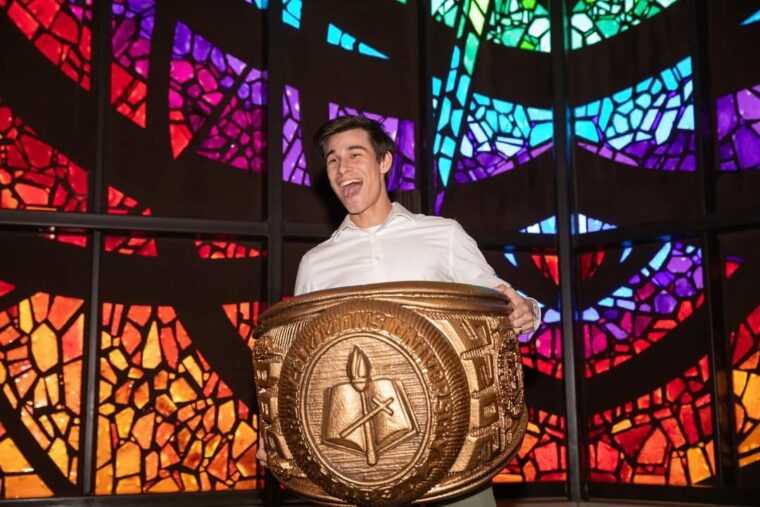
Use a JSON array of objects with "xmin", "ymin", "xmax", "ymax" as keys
[{"xmin": 295, "ymin": 202, "xmax": 541, "ymax": 330}]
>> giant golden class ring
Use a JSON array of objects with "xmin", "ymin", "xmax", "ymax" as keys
[{"xmin": 253, "ymin": 282, "xmax": 527, "ymax": 506}]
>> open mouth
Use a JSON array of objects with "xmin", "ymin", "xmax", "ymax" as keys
[{"xmin": 339, "ymin": 178, "xmax": 363, "ymax": 199}]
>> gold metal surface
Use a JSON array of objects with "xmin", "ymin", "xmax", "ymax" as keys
[{"xmin": 253, "ymin": 282, "xmax": 527, "ymax": 506}]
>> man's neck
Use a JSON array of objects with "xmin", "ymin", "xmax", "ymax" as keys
[{"xmin": 349, "ymin": 198, "xmax": 393, "ymax": 229}]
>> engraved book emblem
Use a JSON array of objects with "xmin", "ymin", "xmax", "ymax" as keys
[{"xmin": 322, "ymin": 347, "xmax": 419, "ymax": 465}]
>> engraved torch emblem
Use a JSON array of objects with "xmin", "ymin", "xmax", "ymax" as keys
[{"xmin": 322, "ymin": 347, "xmax": 419, "ymax": 465}]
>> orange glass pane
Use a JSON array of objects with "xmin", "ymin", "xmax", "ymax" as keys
[
  {"xmin": 588, "ymin": 356, "xmax": 715, "ymax": 485},
  {"xmin": 96, "ymin": 303, "xmax": 260, "ymax": 494},
  {"xmin": 493, "ymin": 408, "xmax": 567, "ymax": 483},
  {"xmin": 0, "ymin": 292, "xmax": 85, "ymax": 498}
]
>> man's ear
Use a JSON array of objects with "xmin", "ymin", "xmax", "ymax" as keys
[{"xmin": 380, "ymin": 152, "xmax": 393, "ymax": 174}]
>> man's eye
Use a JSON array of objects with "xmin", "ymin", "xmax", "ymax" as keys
[{"xmin": 351, "ymin": 153, "xmax": 361, "ymax": 158}]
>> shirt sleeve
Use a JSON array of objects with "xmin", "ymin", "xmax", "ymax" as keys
[
  {"xmin": 294, "ymin": 254, "xmax": 312, "ymax": 296},
  {"xmin": 448, "ymin": 220, "xmax": 505, "ymax": 288},
  {"xmin": 448, "ymin": 220, "xmax": 542, "ymax": 332}
]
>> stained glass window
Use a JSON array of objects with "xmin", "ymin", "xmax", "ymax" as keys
[
  {"xmin": 495, "ymin": 408, "xmax": 567, "ymax": 482},
  {"xmin": 111, "ymin": 0, "xmax": 156, "ymax": 127},
  {"xmin": 326, "ymin": 23, "xmax": 389, "ymax": 60},
  {"xmin": 574, "ymin": 58, "xmax": 695, "ymax": 171},
  {"xmin": 2, "ymin": 0, "xmax": 92, "ymax": 89},
  {"xmin": 432, "ymin": 0, "xmax": 491, "ymax": 193},
  {"xmin": 0, "ymin": 292, "xmax": 85, "ymax": 496},
  {"xmin": 518, "ymin": 214, "xmax": 617, "ymax": 237},
  {"xmin": 740, "ymin": 8, "xmax": 760, "ymax": 26},
  {"xmin": 281, "ymin": 0, "xmax": 302, "ymax": 28},
  {"xmin": 486, "ymin": 0, "xmax": 551, "ymax": 52},
  {"xmin": 195, "ymin": 240, "xmax": 264, "ymax": 260},
  {"xmin": 222, "ymin": 301, "xmax": 264, "ymax": 350},
  {"xmin": 490, "ymin": 245, "xmax": 563, "ymax": 380},
  {"xmin": 0, "ymin": 99, "xmax": 87, "ymax": 213},
  {"xmin": 1, "ymin": 90, "xmax": 161, "ymax": 240},
  {"xmin": 431, "ymin": 0, "xmax": 459, "ymax": 27},
  {"xmin": 0, "ymin": 231, "xmax": 90, "ymax": 499},
  {"xmin": 731, "ymin": 303, "xmax": 760, "ymax": 471},
  {"xmin": 433, "ymin": 0, "xmax": 551, "ymax": 53},
  {"xmin": 721, "ymin": 231, "xmax": 760, "ymax": 488},
  {"xmin": 716, "ymin": 84, "xmax": 760, "ymax": 171},
  {"xmin": 588, "ymin": 356, "xmax": 715, "ymax": 485},
  {"xmin": 243, "ymin": 0, "xmax": 267, "ymax": 9},
  {"xmin": 484, "ymin": 245, "xmax": 567, "ymax": 485},
  {"xmin": 282, "ymin": 85, "xmax": 310, "ymax": 186},
  {"xmin": 2, "ymin": 0, "xmax": 755, "ymax": 501},
  {"xmin": 571, "ymin": 0, "xmax": 680, "ymax": 50},
  {"xmin": 95, "ymin": 304, "xmax": 260, "ymax": 493},
  {"xmin": 169, "ymin": 21, "xmax": 267, "ymax": 172},
  {"xmin": 0, "ymin": 99, "xmax": 161, "ymax": 253},
  {"xmin": 94, "ymin": 235, "xmax": 264, "ymax": 494},
  {"xmin": 583, "ymin": 242, "xmax": 705, "ymax": 377},
  {"xmin": 453, "ymin": 92, "xmax": 553, "ymax": 186}
]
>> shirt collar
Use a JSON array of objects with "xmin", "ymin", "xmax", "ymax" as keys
[{"xmin": 333, "ymin": 202, "xmax": 417, "ymax": 239}]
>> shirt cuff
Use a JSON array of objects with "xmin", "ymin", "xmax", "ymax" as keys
[{"xmin": 527, "ymin": 297, "xmax": 542, "ymax": 332}]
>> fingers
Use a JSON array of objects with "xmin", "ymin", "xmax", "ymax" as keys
[
  {"xmin": 256, "ymin": 441, "xmax": 268, "ymax": 466},
  {"xmin": 510, "ymin": 304, "xmax": 533, "ymax": 331},
  {"xmin": 493, "ymin": 284, "xmax": 535, "ymax": 334}
]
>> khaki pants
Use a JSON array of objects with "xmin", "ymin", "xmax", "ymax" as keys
[{"xmin": 419, "ymin": 487, "xmax": 497, "ymax": 507}]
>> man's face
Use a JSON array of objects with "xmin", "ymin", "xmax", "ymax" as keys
[{"xmin": 324, "ymin": 128, "xmax": 392, "ymax": 218}]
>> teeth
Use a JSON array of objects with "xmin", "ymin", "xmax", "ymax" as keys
[{"xmin": 340, "ymin": 179, "xmax": 361, "ymax": 187}]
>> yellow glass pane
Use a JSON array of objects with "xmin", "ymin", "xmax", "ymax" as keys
[
  {"xmin": 4, "ymin": 474, "xmax": 53, "ymax": 498},
  {"xmin": 115, "ymin": 407, "xmax": 135, "ymax": 439},
  {"xmin": 743, "ymin": 373, "xmax": 760, "ymax": 420},
  {"xmin": 132, "ymin": 413, "xmax": 155, "ymax": 450},
  {"xmin": 232, "ymin": 420, "xmax": 256, "ymax": 458},
  {"xmin": 31, "ymin": 323, "xmax": 58, "ymax": 373},
  {"xmin": 218, "ymin": 400, "xmax": 235, "ymax": 434},
  {"xmin": 169, "ymin": 378, "xmax": 197, "ymax": 403},
  {"xmin": 686, "ymin": 446, "xmax": 711, "ymax": 483},
  {"xmin": 142, "ymin": 321, "xmax": 162, "ymax": 369},
  {"xmin": 115, "ymin": 442, "xmax": 141, "ymax": 478}
]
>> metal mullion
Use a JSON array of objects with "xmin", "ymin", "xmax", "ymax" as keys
[
  {"xmin": 0, "ymin": 210, "xmax": 269, "ymax": 237},
  {"xmin": 0, "ymin": 490, "xmax": 267, "ymax": 507},
  {"xmin": 690, "ymin": 0, "xmax": 736, "ymax": 488},
  {"xmin": 266, "ymin": 0, "xmax": 284, "ymax": 306},
  {"xmin": 264, "ymin": 0, "xmax": 284, "ymax": 503},
  {"xmin": 550, "ymin": 0, "xmax": 584, "ymax": 501},
  {"xmin": 418, "ymin": 0, "xmax": 435, "ymax": 215},
  {"xmin": 5, "ymin": 205, "xmax": 760, "ymax": 246},
  {"xmin": 587, "ymin": 481, "xmax": 758, "ymax": 505},
  {"xmin": 473, "ymin": 231, "xmax": 557, "ymax": 250},
  {"xmin": 572, "ymin": 207, "xmax": 760, "ymax": 251},
  {"xmin": 81, "ymin": 0, "xmax": 111, "ymax": 496}
]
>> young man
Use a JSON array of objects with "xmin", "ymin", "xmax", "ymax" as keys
[{"xmin": 290, "ymin": 115, "xmax": 541, "ymax": 506}]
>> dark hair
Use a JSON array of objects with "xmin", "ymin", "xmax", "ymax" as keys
[{"xmin": 313, "ymin": 115, "xmax": 395, "ymax": 164}]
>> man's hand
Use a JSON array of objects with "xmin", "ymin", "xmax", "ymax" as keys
[
  {"xmin": 256, "ymin": 441, "xmax": 267, "ymax": 466},
  {"xmin": 494, "ymin": 284, "xmax": 536, "ymax": 335}
]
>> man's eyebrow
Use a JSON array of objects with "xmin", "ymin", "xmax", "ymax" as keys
[{"xmin": 325, "ymin": 145, "xmax": 368, "ymax": 159}]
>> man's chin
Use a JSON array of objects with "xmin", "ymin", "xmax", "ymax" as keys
[
  {"xmin": 339, "ymin": 198, "xmax": 364, "ymax": 215},
  {"xmin": 345, "ymin": 206, "xmax": 365, "ymax": 216}
]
